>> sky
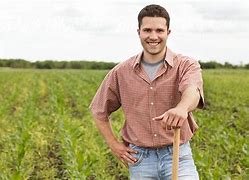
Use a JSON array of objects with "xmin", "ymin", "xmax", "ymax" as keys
[{"xmin": 0, "ymin": 0, "xmax": 248, "ymax": 65}]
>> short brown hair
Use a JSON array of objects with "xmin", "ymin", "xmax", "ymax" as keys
[{"xmin": 138, "ymin": 4, "xmax": 170, "ymax": 29}]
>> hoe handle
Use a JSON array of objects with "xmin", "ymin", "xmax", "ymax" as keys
[{"xmin": 172, "ymin": 128, "xmax": 180, "ymax": 180}]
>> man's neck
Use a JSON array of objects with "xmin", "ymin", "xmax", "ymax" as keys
[{"xmin": 143, "ymin": 48, "xmax": 167, "ymax": 64}]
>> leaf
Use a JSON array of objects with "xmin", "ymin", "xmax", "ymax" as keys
[{"xmin": 236, "ymin": 164, "xmax": 242, "ymax": 174}]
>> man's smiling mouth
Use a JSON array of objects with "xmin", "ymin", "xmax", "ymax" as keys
[{"xmin": 147, "ymin": 42, "xmax": 160, "ymax": 46}]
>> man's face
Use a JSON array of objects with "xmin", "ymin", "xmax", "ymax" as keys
[{"xmin": 138, "ymin": 17, "xmax": 170, "ymax": 59}]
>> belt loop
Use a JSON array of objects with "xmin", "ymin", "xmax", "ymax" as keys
[{"xmin": 143, "ymin": 148, "xmax": 149, "ymax": 158}]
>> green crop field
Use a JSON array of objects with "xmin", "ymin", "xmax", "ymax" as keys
[{"xmin": 0, "ymin": 68, "xmax": 248, "ymax": 180}]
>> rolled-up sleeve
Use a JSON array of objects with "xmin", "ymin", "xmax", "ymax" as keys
[
  {"xmin": 89, "ymin": 69, "xmax": 121, "ymax": 121},
  {"xmin": 178, "ymin": 58, "xmax": 205, "ymax": 109}
]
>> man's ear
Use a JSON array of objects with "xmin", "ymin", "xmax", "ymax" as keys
[
  {"xmin": 167, "ymin": 29, "xmax": 171, "ymax": 35},
  {"xmin": 137, "ymin": 29, "xmax": 140, "ymax": 35}
]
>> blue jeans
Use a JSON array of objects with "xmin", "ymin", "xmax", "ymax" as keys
[{"xmin": 128, "ymin": 142, "xmax": 199, "ymax": 180}]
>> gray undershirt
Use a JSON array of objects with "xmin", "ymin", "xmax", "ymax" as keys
[{"xmin": 141, "ymin": 59, "xmax": 164, "ymax": 81}]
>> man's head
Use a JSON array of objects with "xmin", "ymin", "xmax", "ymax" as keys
[
  {"xmin": 137, "ymin": 4, "xmax": 171, "ymax": 61},
  {"xmin": 138, "ymin": 4, "xmax": 170, "ymax": 30}
]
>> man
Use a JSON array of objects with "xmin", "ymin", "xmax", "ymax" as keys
[{"xmin": 90, "ymin": 4, "xmax": 204, "ymax": 180}]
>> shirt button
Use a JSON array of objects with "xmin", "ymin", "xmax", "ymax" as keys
[
  {"xmin": 150, "ymin": 102, "xmax": 154, "ymax": 105},
  {"xmin": 150, "ymin": 87, "xmax": 153, "ymax": 90},
  {"xmin": 154, "ymin": 134, "xmax": 157, "ymax": 137}
]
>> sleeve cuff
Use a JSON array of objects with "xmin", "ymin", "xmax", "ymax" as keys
[
  {"xmin": 179, "ymin": 84, "xmax": 205, "ymax": 109},
  {"xmin": 196, "ymin": 87, "xmax": 205, "ymax": 109},
  {"xmin": 90, "ymin": 108, "xmax": 110, "ymax": 121}
]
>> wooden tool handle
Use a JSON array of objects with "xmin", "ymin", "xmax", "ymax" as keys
[{"xmin": 172, "ymin": 128, "xmax": 180, "ymax": 180}]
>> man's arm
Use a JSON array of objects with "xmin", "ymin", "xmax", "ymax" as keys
[
  {"xmin": 154, "ymin": 85, "xmax": 200, "ymax": 129},
  {"xmin": 93, "ymin": 118, "xmax": 138, "ymax": 165},
  {"xmin": 176, "ymin": 85, "xmax": 200, "ymax": 112},
  {"xmin": 90, "ymin": 69, "xmax": 138, "ymax": 165}
]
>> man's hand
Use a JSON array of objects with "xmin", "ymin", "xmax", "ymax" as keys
[
  {"xmin": 92, "ymin": 119, "xmax": 138, "ymax": 167},
  {"xmin": 153, "ymin": 86, "xmax": 201, "ymax": 130},
  {"xmin": 109, "ymin": 141, "xmax": 138, "ymax": 166},
  {"xmin": 153, "ymin": 107, "xmax": 188, "ymax": 130}
]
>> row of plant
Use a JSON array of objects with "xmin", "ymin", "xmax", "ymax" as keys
[{"xmin": 0, "ymin": 69, "xmax": 248, "ymax": 179}]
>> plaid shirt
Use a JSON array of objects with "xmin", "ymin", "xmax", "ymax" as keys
[{"xmin": 90, "ymin": 48, "xmax": 204, "ymax": 147}]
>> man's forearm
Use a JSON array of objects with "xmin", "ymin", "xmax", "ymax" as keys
[
  {"xmin": 93, "ymin": 118, "xmax": 138, "ymax": 165},
  {"xmin": 94, "ymin": 119, "xmax": 118, "ymax": 147},
  {"xmin": 176, "ymin": 86, "xmax": 200, "ymax": 112}
]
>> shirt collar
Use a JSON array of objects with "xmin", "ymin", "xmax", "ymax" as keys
[
  {"xmin": 132, "ymin": 47, "xmax": 176, "ymax": 69},
  {"xmin": 164, "ymin": 48, "xmax": 176, "ymax": 67},
  {"xmin": 132, "ymin": 53, "xmax": 143, "ymax": 69}
]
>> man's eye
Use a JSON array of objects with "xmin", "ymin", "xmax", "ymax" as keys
[
  {"xmin": 144, "ymin": 29, "xmax": 151, "ymax": 32},
  {"xmin": 157, "ymin": 29, "xmax": 164, "ymax": 33}
]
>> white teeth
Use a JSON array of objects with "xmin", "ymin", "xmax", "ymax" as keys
[{"xmin": 148, "ymin": 42, "xmax": 159, "ymax": 46}]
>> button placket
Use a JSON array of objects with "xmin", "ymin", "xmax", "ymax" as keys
[{"xmin": 149, "ymin": 83, "xmax": 159, "ymax": 146}]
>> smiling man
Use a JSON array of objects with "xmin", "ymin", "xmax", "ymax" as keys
[{"xmin": 90, "ymin": 4, "xmax": 204, "ymax": 180}]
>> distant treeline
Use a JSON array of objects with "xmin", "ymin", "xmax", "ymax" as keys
[
  {"xmin": 0, "ymin": 59, "xmax": 117, "ymax": 70},
  {"xmin": 199, "ymin": 61, "xmax": 249, "ymax": 69},
  {"xmin": 0, "ymin": 59, "xmax": 248, "ymax": 69}
]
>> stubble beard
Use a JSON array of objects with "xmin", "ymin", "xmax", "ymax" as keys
[
  {"xmin": 144, "ymin": 44, "xmax": 166, "ymax": 56},
  {"xmin": 141, "ymin": 39, "xmax": 167, "ymax": 56}
]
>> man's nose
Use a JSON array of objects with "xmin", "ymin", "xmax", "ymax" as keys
[{"xmin": 149, "ymin": 31, "xmax": 158, "ymax": 40}]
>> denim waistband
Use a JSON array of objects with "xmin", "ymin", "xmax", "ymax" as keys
[{"xmin": 129, "ymin": 141, "xmax": 190, "ymax": 155}]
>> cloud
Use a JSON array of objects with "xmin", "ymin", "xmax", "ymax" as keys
[
  {"xmin": 56, "ymin": 6, "xmax": 83, "ymax": 18},
  {"xmin": 51, "ymin": 1, "xmax": 120, "ymax": 35},
  {"xmin": 185, "ymin": 1, "xmax": 249, "ymax": 34},
  {"xmin": 191, "ymin": 1, "xmax": 249, "ymax": 21},
  {"xmin": 0, "ymin": 0, "xmax": 248, "ymax": 64}
]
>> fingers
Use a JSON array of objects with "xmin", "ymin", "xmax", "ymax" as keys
[
  {"xmin": 167, "ymin": 115, "xmax": 174, "ymax": 130},
  {"xmin": 126, "ymin": 147, "xmax": 138, "ymax": 163},
  {"xmin": 156, "ymin": 112, "xmax": 174, "ymax": 130},
  {"xmin": 171, "ymin": 116, "xmax": 180, "ymax": 128},
  {"xmin": 111, "ymin": 142, "xmax": 139, "ymax": 166},
  {"xmin": 127, "ymin": 147, "xmax": 138, "ymax": 154},
  {"xmin": 154, "ymin": 111, "xmax": 186, "ymax": 129},
  {"xmin": 119, "ymin": 147, "xmax": 138, "ymax": 165},
  {"xmin": 153, "ymin": 113, "xmax": 165, "ymax": 121},
  {"xmin": 121, "ymin": 151, "xmax": 137, "ymax": 164},
  {"xmin": 177, "ymin": 118, "xmax": 185, "ymax": 127}
]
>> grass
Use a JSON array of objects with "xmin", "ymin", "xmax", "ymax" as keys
[{"xmin": 0, "ymin": 69, "xmax": 248, "ymax": 179}]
